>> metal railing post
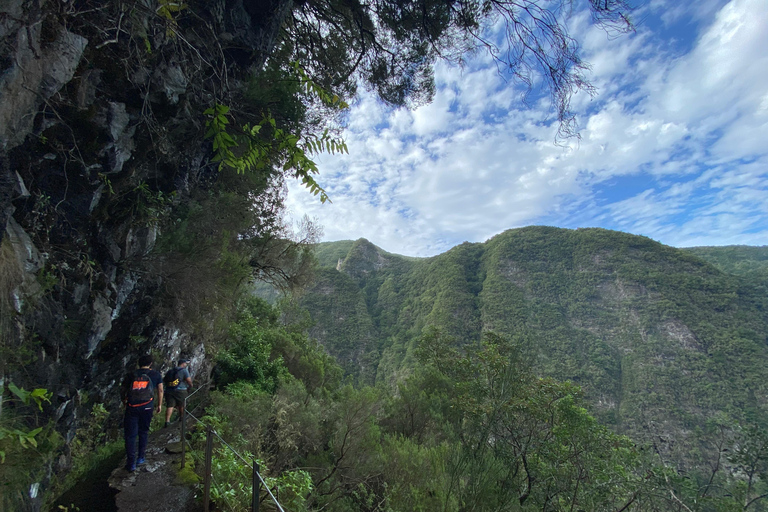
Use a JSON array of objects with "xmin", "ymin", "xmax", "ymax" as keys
[
  {"xmin": 185, "ymin": 402, "xmax": 286, "ymax": 512},
  {"xmin": 203, "ymin": 426, "xmax": 214, "ymax": 512},
  {"xmin": 252, "ymin": 460, "xmax": 260, "ymax": 512},
  {"xmin": 180, "ymin": 396, "xmax": 186, "ymax": 469}
]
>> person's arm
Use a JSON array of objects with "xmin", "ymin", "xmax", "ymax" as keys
[
  {"xmin": 120, "ymin": 373, "xmax": 130, "ymax": 406},
  {"xmin": 156, "ymin": 382, "xmax": 164, "ymax": 413},
  {"xmin": 182, "ymin": 367, "xmax": 193, "ymax": 389}
]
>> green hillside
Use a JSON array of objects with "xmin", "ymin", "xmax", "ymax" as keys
[
  {"xmin": 313, "ymin": 240, "xmax": 358, "ymax": 268},
  {"xmin": 684, "ymin": 245, "xmax": 768, "ymax": 286},
  {"xmin": 301, "ymin": 227, "xmax": 768, "ymax": 467}
]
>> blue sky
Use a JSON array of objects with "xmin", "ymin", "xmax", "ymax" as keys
[{"xmin": 286, "ymin": 0, "xmax": 768, "ymax": 257}]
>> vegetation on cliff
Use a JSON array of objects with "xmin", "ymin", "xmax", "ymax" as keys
[
  {"xmin": 684, "ymin": 246, "xmax": 768, "ymax": 290},
  {"xmin": 192, "ymin": 294, "xmax": 768, "ymax": 511},
  {"xmin": 295, "ymin": 229, "xmax": 768, "ymax": 492}
]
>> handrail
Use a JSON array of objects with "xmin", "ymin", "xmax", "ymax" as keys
[
  {"xmin": 184, "ymin": 382, "xmax": 206, "ymax": 402},
  {"xmin": 176, "ymin": 381, "xmax": 210, "ymax": 475},
  {"xmin": 210, "ymin": 429, "xmax": 286, "ymax": 512},
  {"xmin": 180, "ymin": 393, "xmax": 286, "ymax": 512}
]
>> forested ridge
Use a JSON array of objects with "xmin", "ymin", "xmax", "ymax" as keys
[
  {"xmin": 683, "ymin": 246, "xmax": 768, "ymax": 290},
  {"xmin": 298, "ymin": 229, "xmax": 768, "ymax": 495},
  {"xmin": 305, "ymin": 229, "xmax": 768, "ymax": 410}
]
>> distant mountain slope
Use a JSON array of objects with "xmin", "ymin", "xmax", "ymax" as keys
[
  {"xmin": 301, "ymin": 227, "xmax": 768, "ymax": 466},
  {"xmin": 684, "ymin": 245, "xmax": 768, "ymax": 285},
  {"xmin": 313, "ymin": 240, "xmax": 357, "ymax": 268}
]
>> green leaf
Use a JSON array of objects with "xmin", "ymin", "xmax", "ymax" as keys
[
  {"xmin": 29, "ymin": 390, "xmax": 51, "ymax": 410},
  {"xmin": 8, "ymin": 383, "xmax": 29, "ymax": 403}
]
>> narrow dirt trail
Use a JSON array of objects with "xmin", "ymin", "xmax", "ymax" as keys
[{"xmin": 108, "ymin": 424, "xmax": 201, "ymax": 512}]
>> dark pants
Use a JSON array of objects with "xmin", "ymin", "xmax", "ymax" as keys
[
  {"xmin": 166, "ymin": 388, "xmax": 188, "ymax": 408},
  {"xmin": 124, "ymin": 406, "xmax": 153, "ymax": 467}
]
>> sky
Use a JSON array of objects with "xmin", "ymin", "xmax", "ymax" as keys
[{"xmin": 286, "ymin": 0, "xmax": 768, "ymax": 257}]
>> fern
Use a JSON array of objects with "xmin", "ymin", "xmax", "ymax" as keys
[{"xmin": 203, "ymin": 66, "xmax": 349, "ymax": 204}]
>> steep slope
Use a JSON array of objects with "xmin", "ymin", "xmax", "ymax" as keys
[
  {"xmin": 313, "ymin": 240, "xmax": 357, "ymax": 268},
  {"xmin": 300, "ymin": 227, "xmax": 768, "ymax": 465},
  {"xmin": 478, "ymin": 228, "xmax": 768, "ymax": 454},
  {"xmin": 684, "ymin": 245, "xmax": 768, "ymax": 287},
  {"xmin": 301, "ymin": 239, "xmax": 419, "ymax": 381},
  {"xmin": 300, "ymin": 268, "xmax": 378, "ymax": 380},
  {"xmin": 0, "ymin": 2, "xmax": 314, "ymax": 508}
]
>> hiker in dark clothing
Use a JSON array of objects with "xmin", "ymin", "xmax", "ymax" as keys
[
  {"xmin": 164, "ymin": 358, "xmax": 193, "ymax": 427},
  {"xmin": 120, "ymin": 354, "xmax": 163, "ymax": 472}
]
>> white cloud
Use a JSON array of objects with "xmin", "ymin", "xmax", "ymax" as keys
[{"xmin": 287, "ymin": 0, "xmax": 768, "ymax": 257}]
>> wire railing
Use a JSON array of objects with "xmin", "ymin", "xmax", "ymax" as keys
[{"xmin": 178, "ymin": 388, "xmax": 286, "ymax": 512}]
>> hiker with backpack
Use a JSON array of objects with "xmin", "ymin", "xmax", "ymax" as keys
[
  {"xmin": 164, "ymin": 358, "xmax": 193, "ymax": 428},
  {"xmin": 120, "ymin": 354, "xmax": 164, "ymax": 472}
]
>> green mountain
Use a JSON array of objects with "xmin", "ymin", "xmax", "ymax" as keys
[
  {"xmin": 684, "ymin": 245, "xmax": 768, "ymax": 287},
  {"xmin": 300, "ymin": 227, "xmax": 768, "ymax": 465}
]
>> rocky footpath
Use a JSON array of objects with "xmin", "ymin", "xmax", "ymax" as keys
[{"xmin": 108, "ymin": 424, "xmax": 201, "ymax": 512}]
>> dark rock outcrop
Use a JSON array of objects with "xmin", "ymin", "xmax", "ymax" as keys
[{"xmin": 0, "ymin": 0, "xmax": 289, "ymax": 508}]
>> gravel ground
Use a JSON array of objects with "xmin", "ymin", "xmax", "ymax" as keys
[{"xmin": 108, "ymin": 424, "xmax": 202, "ymax": 512}]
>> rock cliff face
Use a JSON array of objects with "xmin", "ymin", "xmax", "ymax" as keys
[{"xmin": 0, "ymin": 0, "xmax": 291, "ymax": 508}]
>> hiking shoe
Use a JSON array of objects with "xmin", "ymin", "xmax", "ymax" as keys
[
  {"xmin": 137, "ymin": 457, "xmax": 146, "ymax": 465},
  {"xmin": 164, "ymin": 422, "xmax": 170, "ymax": 428},
  {"xmin": 126, "ymin": 463, "xmax": 136, "ymax": 472}
]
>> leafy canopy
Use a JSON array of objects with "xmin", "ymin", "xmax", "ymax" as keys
[{"xmin": 281, "ymin": 0, "xmax": 634, "ymax": 137}]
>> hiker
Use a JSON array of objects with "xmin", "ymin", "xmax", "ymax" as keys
[
  {"xmin": 120, "ymin": 354, "xmax": 163, "ymax": 472},
  {"xmin": 164, "ymin": 358, "xmax": 193, "ymax": 427}
]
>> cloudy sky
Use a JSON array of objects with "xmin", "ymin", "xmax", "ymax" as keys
[{"xmin": 286, "ymin": 0, "xmax": 768, "ymax": 257}]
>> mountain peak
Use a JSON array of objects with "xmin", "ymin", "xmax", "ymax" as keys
[{"xmin": 339, "ymin": 238, "xmax": 389, "ymax": 280}]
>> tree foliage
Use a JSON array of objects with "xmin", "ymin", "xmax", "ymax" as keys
[
  {"xmin": 203, "ymin": 64, "xmax": 349, "ymax": 204},
  {"xmin": 200, "ymin": 309, "xmax": 768, "ymax": 511},
  {"xmin": 281, "ymin": 0, "xmax": 634, "ymax": 136}
]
